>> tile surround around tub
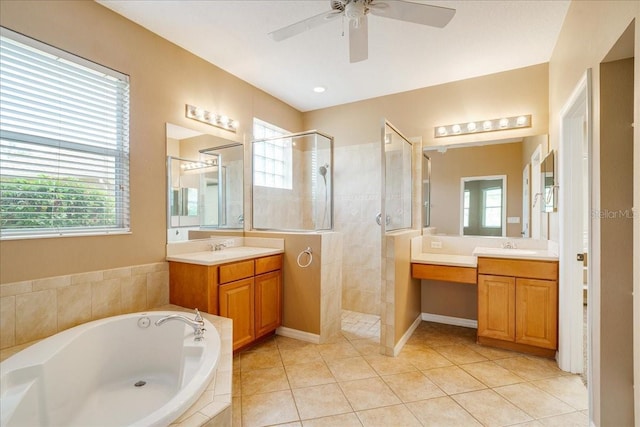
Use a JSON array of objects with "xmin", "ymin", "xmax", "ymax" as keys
[{"xmin": 0, "ymin": 262, "xmax": 169, "ymax": 350}]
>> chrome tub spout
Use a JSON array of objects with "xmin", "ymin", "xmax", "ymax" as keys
[{"xmin": 155, "ymin": 309, "xmax": 206, "ymax": 341}]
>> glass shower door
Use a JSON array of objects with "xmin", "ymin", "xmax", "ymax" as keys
[{"xmin": 381, "ymin": 120, "xmax": 413, "ymax": 232}]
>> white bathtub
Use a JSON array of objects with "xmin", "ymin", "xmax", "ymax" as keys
[{"xmin": 0, "ymin": 311, "xmax": 220, "ymax": 427}]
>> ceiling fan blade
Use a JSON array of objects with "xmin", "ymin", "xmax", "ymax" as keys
[
  {"xmin": 370, "ymin": 0, "xmax": 455, "ymax": 28},
  {"xmin": 349, "ymin": 15, "xmax": 368, "ymax": 63},
  {"xmin": 268, "ymin": 10, "xmax": 341, "ymax": 42}
]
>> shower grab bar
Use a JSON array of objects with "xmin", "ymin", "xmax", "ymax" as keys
[{"xmin": 296, "ymin": 247, "xmax": 313, "ymax": 268}]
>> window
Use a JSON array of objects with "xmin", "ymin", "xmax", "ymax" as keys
[
  {"xmin": 463, "ymin": 189, "xmax": 470, "ymax": 227},
  {"xmin": 482, "ymin": 187, "xmax": 502, "ymax": 228},
  {"xmin": 252, "ymin": 118, "xmax": 291, "ymax": 189},
  {"xmin": 0, "ymin": 28, "xmax": 130, "ymax": 239}
]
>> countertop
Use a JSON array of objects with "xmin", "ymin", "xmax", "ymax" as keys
[
  {"xmin": 166, "ymin": 246, "xmax": 284, "ymax": 266},
  {"xmin": 411, "ymin": 252, "xmax": 478, "ymax": 268}
]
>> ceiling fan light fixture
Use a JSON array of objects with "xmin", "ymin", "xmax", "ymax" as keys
[{"xmin": 345, "ymin": 1, "xmax": 366, "ymax": 24}]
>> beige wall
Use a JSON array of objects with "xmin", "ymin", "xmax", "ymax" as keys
[
  {"xmin": 0, "ymin": 0, "xmax": 303, "ymax": 284},
  {"xmin": 548, "ymin": 2, "xmax": 639, "ymax": 425},
  {"xmin": 303, "ymin": 64, "xmax": 548, "ymax": 148},
  {"xmin": 428, "ymin": 142, "xmax": 524, "ymax": 237}
]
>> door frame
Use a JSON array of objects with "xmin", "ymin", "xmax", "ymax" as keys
[{"xmin": 558, "ymin": 69, "xmax": 592, "ymax": 379}]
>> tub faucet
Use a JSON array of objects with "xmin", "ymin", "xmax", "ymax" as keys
[{"xmin": 155, "ymin": 309, "xmax": 206, "ymax": 341}]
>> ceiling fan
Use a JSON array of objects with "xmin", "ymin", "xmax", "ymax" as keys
[{"xmin": 268, "ymin": 0, "xmax": 456, "ymax": 63}]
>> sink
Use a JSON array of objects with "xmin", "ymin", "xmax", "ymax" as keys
[
  {"xmin": 472, "ymin": 247, "xmax": 539, "ymax": 256},
  {"xmin": 167, "ymin": 246, "xmax": 283, "ymax": 265}
]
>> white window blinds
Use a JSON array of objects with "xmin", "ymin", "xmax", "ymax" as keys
[{"xmin": 0, "ymin": 28, "xmax": 130, "ymax": 239}]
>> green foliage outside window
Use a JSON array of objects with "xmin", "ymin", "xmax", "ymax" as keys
[{"xmin": 0, "ymin": 176, "xmax": 116, "ymax": 230}]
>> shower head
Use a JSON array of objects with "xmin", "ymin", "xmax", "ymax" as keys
[{"xmin": 319, "ymin": 163, "xmax": 329, "ymax": 177}]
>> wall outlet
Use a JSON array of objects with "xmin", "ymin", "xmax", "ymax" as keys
[{"xmin": 430, "ymin": 241, "xmax": 443, "ymax": 249}]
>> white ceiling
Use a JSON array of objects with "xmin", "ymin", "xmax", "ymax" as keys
[{"xmin": 98, "ymin": 0, "xmax": 570, "ymax": 112}]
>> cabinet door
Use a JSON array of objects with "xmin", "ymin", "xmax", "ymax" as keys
[
  {"xmin": 515, "ymin": 278, "xmax": 558, "ymax": 349},
  {"xmin": 478, "ymin": 274, "xmax": 515, "ymax": 342},
  {"xmin": 219, "ymin": 278, "xmax": 255, "ymax": 351},
  {"xmin": 255, "ymin": 270, "xmax": 282, "ymax": 339},
  {"xmin": 169, "ymin": 262, "xmax": 218, "ymax": 314}
]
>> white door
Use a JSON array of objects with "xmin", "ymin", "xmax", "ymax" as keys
[
  {"xmin": 522, "ymin": 163, "xmax": 531, "ymax": 238},
  {"xmin": 558, "ymin": 70, "xmax": 591, "ymax": 376}
]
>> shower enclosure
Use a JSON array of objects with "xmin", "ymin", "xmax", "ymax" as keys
[{"xmin": 252, "ymin": 130, "xmax": 333, "ymax": 231}]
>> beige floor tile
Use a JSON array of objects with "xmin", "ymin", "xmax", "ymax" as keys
[
  {"xmin": 276, "ymin": 335, "xmax": 315, "ymax": 349},
  {"xmin": 241, "ymin": 390, "xmax": 299, "ymax": 427},
  {"xmin": 232, "ymin": 396, "xmax": 241, "ymax": 427},
  {"xmin": 241, "ymin": 366, "xmax": 290, "ymax": 396},
  {"xmin": 493, "ymin": 356, "xmax": 566, "ymax": 381},
  {"xmin": 406, "ymin": 396, "xmax": 482, "ymax": 426},
  {"xmin": 364, "ymin": 354, "xmax": 417, "ymax": 376},
  {"xmin": 350, "ymin": 338, "xmax": 382, "ymax": 357},
  {"xmin": 434, "ymin": 344, "xmax": 488, "ymax": 364},
  {"xmin": 302, "ymin": 412, "xmax": 363, "ymax": 427},
  {"xmin": 339, "ymin": 377, "xmax": 401, "ymax": 411},
  {"xmin": 494, "ymin": 382, "xmax": 574, "ymax": 419},
  {"xmin": 318, "ymin": 341, "xmax": 360, "ymax": 361},
  {"xmin": 272, "ymin": 423, "xmax": 302, "ymax": 427},
  {"xmin": 452, "ymin": 389, "xmax": 532, "ymax": 426},
  {"xmin": 285, "ymin": 360, "xmax": 335, "ymax": 389},
  {"xmin": 398, "ymin": 347, "xmax": 453, "ymax": 370},
  {"xmin": 422, "ymin": 365, "xmax": 486, "ymax": 395},
  {"xmin": 241, "ymin": 348, "xmax": 283, "ymax": 371},
  {"xmin": 382, "ymin": 371, "xmax": 445, "ymax": 402},
  {"xmin": 279, "ymin": 345, "xmax": 323, "ymax": 366},
  {"xmin": 465, "ymin": 342, "xmax": 519, "ymax": 360},
  {"xmin": 511, "ymin": 421, "xmax": 544, "ymax": 427},
  {"xmin": 537, "ymin": 411, "xmax": 589, "ymax": 426},
  {"xmin": 356, "ymin": 404, "xmax": 422, "ymax": 427},
  {"xmin": 292, "ymin": 383, "xmax": 353, "ymax": 420},
  {"xmin": 233, "ymin": 371, "xmax": 242, "ymax": 397},
  {"xmin": 302, "ymin": 412, "xmax": 362, "ymax": 427},
  {"xmin": 326, "ymin": 356, "xmax": 377, "ymax": 382},
  {"xmin": 460, "ymin": 360, "xmax": 525, "ymax": 387},
  {"xmin": 532, "ymin": 375, "xmax": 588, "ymax": 410}
]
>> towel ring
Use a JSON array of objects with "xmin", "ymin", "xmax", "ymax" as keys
[{"xmin": 296, "ymin": 247, "xmax": 313, "ymax": 268}]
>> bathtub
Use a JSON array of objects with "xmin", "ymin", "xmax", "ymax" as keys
[{"xmin": 0, "ymin": 311, "xmax": 220, "ymax": 427}]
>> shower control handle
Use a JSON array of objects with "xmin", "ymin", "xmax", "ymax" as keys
[{"xmin": 376, "ymin": 213, "xmax": 391, "ymax": 226}]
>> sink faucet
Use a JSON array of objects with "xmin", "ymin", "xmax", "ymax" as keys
[
  {"xmin": 501, "ymin": 240, "xmax": 517, "ymax": 249},
  {"xmin": 155, "ymin": 309, "xmax": 206, "ymax": 341},
  {"xmin": 208, "ymin": 242, "xmax": 226, "ymax": 251}
]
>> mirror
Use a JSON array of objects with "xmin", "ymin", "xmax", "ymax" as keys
[
  {"xmin": 166, "ymin": 123, "xmax": 244, "ymax": 240},
  {"xmin": 461, "ymin": 176, "xmax": 506, "ymax": 236},
  {"xmin": 425, "ymin": 135, "xmax": 548, "ymax": 237},
  {"xmin": 541, "ymin": 150, "xmax": 556, "ymax": 212}
]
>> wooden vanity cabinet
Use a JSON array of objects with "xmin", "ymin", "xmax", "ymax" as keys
[
  {"xmin": 169, "ymin": 262, "xmax": 219, "ymax": 315},
  {"xmin": 477, "ymin": 257, "xmax": 558, "ymax": 357},
  {"xmin": 219, "ymin": 254, "xmax": 283, "ymax": 351}
]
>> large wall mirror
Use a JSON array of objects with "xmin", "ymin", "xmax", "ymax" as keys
[
  {"xmin": 425, "ymin": 135, "xmax": 548, "ymax": 238},
  {"xmin": 166, "ymin": 123, "xmax": 244, "ymax": 241}
]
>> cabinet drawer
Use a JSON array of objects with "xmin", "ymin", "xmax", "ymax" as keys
[
  {"xmin": 412, "ymin": 263, "xmax": 477, "ymax": 284},
  {"xmin": 256, "ymin": 254, "xmax": 283, "ymax": 275},
  {"xmin": 477, "ymin": 257, "xmax": 558, "ymax": 280},
  {"xmin": 220, "ymin": 260, "xmax": 255, "ymax": 284}
]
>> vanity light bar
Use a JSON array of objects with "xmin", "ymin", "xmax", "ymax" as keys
[
  {"xmin": 180, "ymin": 158, "xmax": 219, "ymax": 171},
  {"xmin": 434, "ymin": 114, "xmax": 531, "ymax": 138},
  {"xmin": 185, "ymin": 104, "xmax": 238, "ymax": 133}
]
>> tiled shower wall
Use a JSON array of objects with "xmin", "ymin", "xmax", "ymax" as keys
[
  {"xmin": 334, "ymin": 141, "xmax": 382, "ymax": 315},
  {"xmin": 0, "ymin": 262, "xmax": 169, "ymax": 350}
]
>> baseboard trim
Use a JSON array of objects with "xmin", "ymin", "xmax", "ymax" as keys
[
  {"xmin": 276, "ymin": 326, "xmax": 320, "ymax": 344},
  {"xmin": 421, "ymin": 313, "xmax": 477, "ymax": 329},
  {"xmin": 393, "ymin": 314, "xmax": 422, "ymax": 356}
]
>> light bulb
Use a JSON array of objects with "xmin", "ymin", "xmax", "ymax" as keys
[
  {"xmin": 437, "ymin": 127, "xmax": 447, "ymax": 136},
  {"xmin": 516, "ymin": 116, "xmax": 527, "ymax": 126},
  {"xmin": 483, "ymin": 121, "xmax": 493, "ymax": 131},
  {"xmin": 499, "ymin": 118, "xmax": 509, "ymax": 128},
  {"xmin": 452, "ymin": 124, "xmax": 461, "ymax": 134},
  {"xmin": 467, "ymin": 122, "xmax": 477, "ymax": 132}
]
